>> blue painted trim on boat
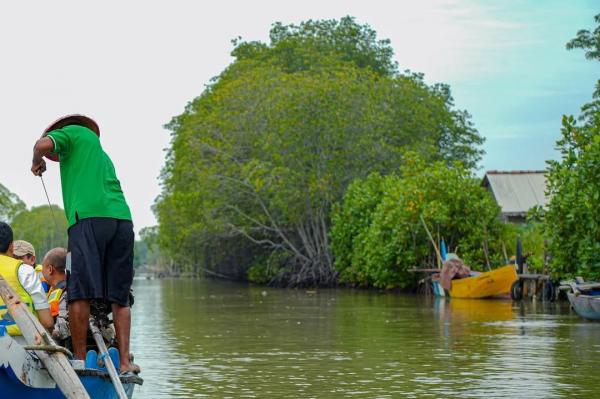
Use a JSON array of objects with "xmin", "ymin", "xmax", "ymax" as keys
[
  {"xmin": 0, "ymin": 365, "xmax": 136, "ymax": 399},
  {"xmin": 0, "ymin": 331, "xmax": 140, "ymax": 398}
]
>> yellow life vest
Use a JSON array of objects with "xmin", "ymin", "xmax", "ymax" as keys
[
  {"xmin": 47, "ymin": 286, "xmax": 64, "ymax": 317},
  {"xmin": 0, "ymin": 254, "xmax": 35, "ymax": 336}
]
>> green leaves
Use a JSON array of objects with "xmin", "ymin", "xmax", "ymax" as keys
[
  {"xmin": 565, "ymin": 14, "xmax": 600, "ymax": 62},
  {"xmin": 544, "ymin": 14, "xmax": 600, "ymax": 280},
  {"xmin": 11, "ymin": 205, "xmax": 68, "ymax": 259},
  {"xmin": 237, "ymin": 16, "xmax": 398, "ymax": 76},
  {"xmin": 331, "ymin": 154, "xmax": 503, "ymax": 288},
  {"xmin": 546, "ymin": 112, "xmax": 600, "ymax": 279},
  {"xmin": 0, "ymin": 183, "xmax": 25, "ymax": 223}
]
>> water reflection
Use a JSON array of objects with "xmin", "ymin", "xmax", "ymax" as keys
[{"xmin": 130, "ymin": 279, "xmax": 598, "ymax": 398}]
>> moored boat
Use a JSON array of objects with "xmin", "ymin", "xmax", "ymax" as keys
[
  {"xmin": 433, "ymin": 264, "xmax": 518, "ymax": 299},
  {"xmin": 567, "ymin": 293, "xmax": 600, "ymax": 321},
  {"xmin": 0, "ymin": 325, "xmax": 143, "ymax": 398},
  {"xmin": 561, "ymin": 281, "xmax": 600, "ymax": 321}
]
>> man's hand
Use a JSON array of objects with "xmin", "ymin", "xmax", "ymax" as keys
[
  {"xmin": 31, "ymin": 137, "xmax": 54, "ymax": 176},
  {"xmin": 31, "ymin": 157, "xmax": 47, "ymax": 176}
]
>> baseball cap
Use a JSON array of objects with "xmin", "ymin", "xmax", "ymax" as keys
[{"xmin": 13, "ymin": 240, "xmax": 36, "ymax": 257}]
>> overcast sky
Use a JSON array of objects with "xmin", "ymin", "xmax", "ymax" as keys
[{"xmin": 0, "ymin": 0, "xmax": 597, "ymax": 234}]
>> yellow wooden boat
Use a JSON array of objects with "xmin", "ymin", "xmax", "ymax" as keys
[{"xmin": 447, "ymin": 264, "xmax": 518, "ymax": 298}]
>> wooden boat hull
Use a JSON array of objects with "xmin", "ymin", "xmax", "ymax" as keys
[
  {"xmin": 0, "ymin": 326, "xmax": 142, "ymax": 398},
  {"xmin": 434, "ymin": 264, "xmax": 518, "ymax": 299},
  {"xmin": 567, "ymin": 292, "xmax": 600, "ymax": 321}
]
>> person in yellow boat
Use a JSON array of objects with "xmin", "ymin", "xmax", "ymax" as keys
[
  {"xmin": 41, "ymin": 247, "xmax": 69, "ymax": 341},
  {"xmin": 12, "ymin": 240, "xmax": 50, "ymax": 293},
  {"xmin": 0, "ymin": 222, "xmax": 54, "ymax": 335}
]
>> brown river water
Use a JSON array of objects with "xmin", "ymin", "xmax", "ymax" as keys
[{"xmin": 130, "ymin": 278, "xmax": 598, "ymax": 398}]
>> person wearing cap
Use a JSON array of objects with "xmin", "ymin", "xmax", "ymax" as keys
[
  {"xmin": 31, "ymin": 115, "xmax": 139, "ymax": 375},
  {"xmin": 41, "ymin": 247, "xmax": 70, "ymax": 342},
  {"xmin": 0, "ymin": 222, "xmax": 54, "ymax": 335},
  {"xmin": 12, "ymin": 240, "xmax": 50, "ymax": 293},
  {"xmin": 12, "ymin": 240, "xmax": 37, "ymax": 266}
]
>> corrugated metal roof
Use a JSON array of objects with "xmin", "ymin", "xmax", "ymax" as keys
[{"xmin": 483, "ymin": 171, "xmax": 549, "ymax": 215}]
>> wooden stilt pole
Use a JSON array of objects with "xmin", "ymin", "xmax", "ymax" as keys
[
  {"xmin": 420, "ymin": 215, "xmax": 442, "ymax": 269},
  {"xmin": 89, "ymin": 318, "xmax": 129, "ymax": 399},
  {"xmin": 0, "ymin": 275, "xmax": 91, "ymax": 399}
]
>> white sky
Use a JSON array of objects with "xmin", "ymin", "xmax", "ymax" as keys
[{"xmin": 0, "ymin": 0, "xmax": 597, "ymax": 234}]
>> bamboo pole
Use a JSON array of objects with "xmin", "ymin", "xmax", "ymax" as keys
[
  {"xmin": 419, "ymin": 215, "xmax": 442, "ymax": 269},
  {"xmin": 501, "ymin": 242, "xmax": 509, "ymax": 264},
  {"xmin": 89, "ymin": 319, "xmax": 129, "ymax": 399},
  {"xmin": 0, "ymin": 275, "xmax": 90, "ymax": 399}
]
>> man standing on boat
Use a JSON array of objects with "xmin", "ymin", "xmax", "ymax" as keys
[{"xmin": 30, "ymin": 115, "xmax": 139, "ymax": 375}]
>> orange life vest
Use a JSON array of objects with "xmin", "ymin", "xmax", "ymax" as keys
[{"xmin": 47, "ymin": 281, "xmax": 66, "ymax": 318}]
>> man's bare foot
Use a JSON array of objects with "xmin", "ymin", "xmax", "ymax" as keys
[{"xmin": 120, "ymin": 363, "xmax": 141, "ymax": 375}]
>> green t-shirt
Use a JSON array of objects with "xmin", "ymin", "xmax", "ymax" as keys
[{"xmin": 47, "ymin": 125, "xmax": 132, "ymax": 228}]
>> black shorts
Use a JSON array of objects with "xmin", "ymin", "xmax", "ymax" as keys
[{"xmin": 67, "ymin": 217, "xmax": 134, "ymax": 306}]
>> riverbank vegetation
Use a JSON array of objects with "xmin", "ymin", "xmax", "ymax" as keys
[
  {"xmin": 545, "ymin": 14, "xmax": 600, "ymax": 281},
  {"xmin": 154, "ymin": 17, "xmax": 485, "ymax": 286},
  {"xmin": 151, "ymin": 14, "xmax": 599, "ymax": 287},
  {"xmin": 331, "ymin": 155, "xmax": 504, "ymax": 288}
]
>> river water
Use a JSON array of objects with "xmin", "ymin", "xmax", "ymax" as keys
[{"xmin": 130, "ymin": 278, "xmax": 598, "ymax": 398}]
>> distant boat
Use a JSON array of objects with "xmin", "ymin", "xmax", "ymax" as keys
[
  {"xmin": 561, "ymin": 281, "xmax": 600, "ymax": 321},
  {"xmin": 433, "ymin": 264, "xmax": 518, "ymax": 299},
  {"xmin": 0, "ymin": 325, "xmax": 143, "ymax": 398},
  {"xmin": 567, "ymin": 293, "xmax": 600, "ymax": 321}
]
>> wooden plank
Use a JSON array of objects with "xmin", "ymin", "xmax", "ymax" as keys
[
  {"xmin": 408, "ymin": 268, "xmax": 441, "ymax": 273},
  {"xmin": 574, "ymin": 282, "xmax": 600, "ymax": 291},
  {"xmin": 559, "ymin": 282, "xmax": 600, "ymax": 291},
  {"xmin": 519, "ymin": 274, "xmax": 550, "ymax": 280},
  {"xmin": 0, "ymin": 275, "xmax": 91, "ymax": 399}
]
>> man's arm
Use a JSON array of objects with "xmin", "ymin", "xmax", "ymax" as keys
[
  {"xmin": 17, "ymin": 264, "xmax": 54, "ymax": 331},
  {"xmin": 37, "ymin": 308, "xmax": 54, "ymax": 330},
  {"xmin": 52, "ymin": 293, "xmax": 70, "ymax": 340},
  {"xmin": 31, "ymin": 137, "xmax": 54, "ymax": 176}
]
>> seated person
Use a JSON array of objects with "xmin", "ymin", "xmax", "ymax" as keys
[
  {"xmin": 440, "ymin": 253, "xmax": 472, "ymax": 291},
  {"xmin": 13, "ymin": 239, "xmax": 50, "ymax": 292},
  {"xmin": 41, "ymin": 247, "xmax": 70, "ymax": 341},
  {"xmin": 0, "ymin": 222, "xmax": 53, "ymax": 335}
]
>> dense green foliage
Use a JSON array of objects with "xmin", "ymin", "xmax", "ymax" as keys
[
  {"xmin": 155, "ymin": 17, "xmax": 484, "ymax": 285},
  {"xmin": 331, "ymin": 154, "xmax": 504, "ymax": 288},
  {"xmin": 0, "ymin": 183, "xmax": 25, "ymax": 223},
  {"xmin": 546, "ymin": 14, "xmax": 600, "ymax": 280},
  {"xmin": 11, "ymin": 205, "xmax": 68, "ymax": 259},
  {"xmin": 133, "ymin": 226, "xmax": 163, "ymax": 268},
  {"xmin": 133, "ymin": 240, "xmax": 149, "ymax": 268}
]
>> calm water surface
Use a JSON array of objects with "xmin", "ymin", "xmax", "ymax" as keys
[{"xmin": 131, "ymin": 279, "xmax": 599, "ymax": 398}]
